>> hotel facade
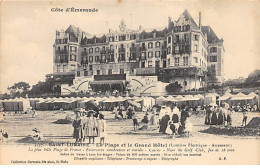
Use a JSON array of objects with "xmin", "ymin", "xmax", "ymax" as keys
[{"xmin": 50, "ymin": 10, "xmax": 224, "ymax": 96}]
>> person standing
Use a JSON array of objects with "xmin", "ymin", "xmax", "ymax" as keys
[
  {"xmin": 211, "ymin": 106, "xmax": 218, "ymax": 125},
  {"xmin": 227, "ymin": 108, "xmax": 233, "ymax": 126},
  {"xmin": 32, "ymin": 110, "xmax": 37, "ymax": 118},
  {"xmin": 132, "ymin": 112, "xmax": 138, "ymax": 131},
  {"xmin": 97, "ymin": 114, "xmax": 106, "ymax": 145},
  {"xmin": 217, "ymin": 106, "xmax": 226, "ymax": 126},
  {"xmin": 242, "ymin": 107, "xmax": 248, "ymax": 126},
  {"xmin": 85, "ymin": 111, "xmax": 97, "ymax": 144},
  {"xmin": 72, "ymin": 111, "xmax": 83, "ymax": 143},
  {"xmin": 159, "ymin": 110, "xmax": 170, "ymax": 133},
  {"xmin": 81, "ymin": 111, "xmax": 88, "ymax": 142},
  {"xmin": 180, "ymin": 106, "xmax": 190, "ymax": 126}
]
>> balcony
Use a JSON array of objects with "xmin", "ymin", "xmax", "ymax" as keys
[
  {"xmin": 139, "ymin": 46, "xmax": 146, "ymax": 51},
  {"xmin": 55, "ymin": 38, "xmax": 68, "ymax": 44},
  {"xmin": 81, "ymin": 59, "xmax": 88, "ymax": 64},
  {"xmin": 54, "ymin": 58, "xmax": 68, "ymax": 63},
  {"xmin": 100, "ymin": 49, "xmax": 107, "ymax": 55},
  {"xmin": 140, "ymin": 55, "xmax": 146, "ymax": 60},
  {"xmin": 136, "ymin": 67, "xmax": 156, "ymax": 75},
  {"xmin": 81, "ymin": 51, "xmax": 88, "ymax": 56},
  {"xmin": 130, "ymin": 47, "xmax": 136, "ymax": 52},
  {"xmin": 55, "ymin": 50, "xmax": 68, "ymax": 55},
  {"xmin": 109, "ymin": 49, "xmax": 114, "ymax": 53},
  {"xmin": 119, "ymin": 48, "xmax": 126, "ymax": 53}
]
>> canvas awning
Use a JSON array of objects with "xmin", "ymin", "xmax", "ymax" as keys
[
  {"xmin": 230, "ymin": 96, "xmax": 255, "ymax": 101},
  {"xmin": 89, "ymin": 80, "xmax": 124, "ymax": 85}
]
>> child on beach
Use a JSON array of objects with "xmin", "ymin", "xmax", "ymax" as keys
[{"xmin": 132, "ymin": 112, "xmax": 138, "ymax": 131}]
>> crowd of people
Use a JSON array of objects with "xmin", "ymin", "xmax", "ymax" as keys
[
  {"xmin": 72, "ymin": 109, "xmax": 106, "ymax": 144},
  {"xmin": 204, "ymin": 102, "xmax": 250, "ymax": 126}
]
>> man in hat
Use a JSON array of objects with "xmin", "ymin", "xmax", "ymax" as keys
[{"xmin": 72, "ymin": 110, "xmax": 83, "ymax": 143}]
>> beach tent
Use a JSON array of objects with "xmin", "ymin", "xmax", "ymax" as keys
[
  {"xmin": 142, "ymin": 97, "xmax": 155, "ymax": 109},
  {"xmin": 156, "ymin": 96, "xmax": 166, "ymax": 105},
  {"xmin": 230, "ymin": 92, "xmax": 258, "ymax": 106}
]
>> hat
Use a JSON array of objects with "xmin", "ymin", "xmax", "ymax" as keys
[
  {"xmin": 32, "ymin": 128, "xmax": 40, "ymax": 133},
  {"xmin": 99, "ymin": 113, "xmax": 104, "ymax": 119}
]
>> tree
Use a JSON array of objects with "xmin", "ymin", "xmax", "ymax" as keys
[
  {"xmin": 7, "ymin": 82, "xmax": 30, "ymax": 97},
  {"xmin": 165, "ymin": 82, "xmax": 183, "ymax": 93}
]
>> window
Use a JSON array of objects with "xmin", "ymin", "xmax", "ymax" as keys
[
  {"xmin": 174, "ymin": 57, "xmax": 179, "ymax": 66},
  {"xmin": 155, "ymin": 60, "xmax": 160, "ymax": 67},
  {"xmin": 148, "ymin": 61, "xmax": 153, "ymax": 67},
  {"xmin": 63, "ymin": 65, "xmax": 66, "ymax": 72},
  {"xmin": 163, "ymin": 60, "xmax": 166, "ymax": 68},
  {"xmin": 184, "ymin": 81, "xmax": 187, "ymax": 86},
  {"xmin": 155, "ymin": 51, "xmax": 160, "ymax": 57},
  {"xmin": 168, "ymin": 36, "xmax": 171, "ymax": 44},
  {"xmin": 95, "ymin": 56, "xmax": 99, "ymax": 62},
  {"xmin": 184, "ymin": 34, "xmax": 189, "ymax": 42},
  {"xmin": 108, "ymin": 69, "xmax": 112, "ymax": 75},
  {"xmin": 194, "ymin": 57, "xmax": 198, "ymax": 63},
  {"xmin": 168, "ymin": 58, "xmax": 171, "ymax": 65},
  {"xmin": 210, "ymin": 55, "xmax": 218, "ymax": 62},
  {"xmin": 174, "ymin": 46, "xmax": 179, "ymax": 54},
  {"xmin": 71, "ymin": 65, "xmax": 76, "ymax": 71},
  {"xmin": 89, "ymin": 56, "xmax": 93, "ymax": 63},
  {"xmin": 210, "ymin": 47, "xmax": 217, "ymax": 53},
  {"xmin": 141, "ymin": 61, "xmax": 145, "ymax": 68},
  {"xmin": 84, "ymin": 71, "xmax": 88, "ymax": 76},
  {"xmin": 130, "ymin": 68, "xmax": 134, "ymax": 74},
  {"xmin": 194, "ymin": 45, "xmax": 198, "ymax": 52},
  {"xmin": 89, "ymin": 48, "xmax": 93, "ymax": 53},
  {"xmin": 148, "ymin": 51, "xmax": 153, "ymax": 58},
  {"xmin": 183, "ymin": 57, "xmax": 188, "ymax": 65},
  {"xmin": 120, "ymin": 69, "xmax": 124, "ymax": 74},
  {"xmin": 167, "ymin": 47, "xmax": 171, "ymax": 54},
  {"xmin": 156, "ymin": 42, "xmax": 160, "ymax": 48},
  {"xmin": 148, "ymin": 42, "xmax": 153, "ymax": 48},
  {"xmin": 57, "ymin": 65, "xmax": 60, "ymax": 72},
  {"xmin": 95, "ymin": 47, "xmax": 99, "ymax": 52},
  {"xmin": 89, "ymin": 65, "xmax": 93, "ymax": 70},
  {"xmin": 175, "ymin": 35, "xmax": 180, "ymax": 43},
  {"xmin": 97, "ymin": 70, "xmax": 100, "ymax": 75},
  {"xmin": 194, "ymin": 34, "xmax": 199, "ymax": 41},
  {"xmin": 84, "ymin": 48, "xmax": 86, "ymax": 52}
]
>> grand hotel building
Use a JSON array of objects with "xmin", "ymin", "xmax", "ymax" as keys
[{"xmin": 50, "ymin": 10, "xmax": 224, "ymax": 96}]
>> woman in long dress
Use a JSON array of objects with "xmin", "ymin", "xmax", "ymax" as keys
[
  {"xmin": 85, "ymin": 111, "xmax": 97, "ymax": 144},
  {"xmin": 72, "ymin": 111, "xmax": 83, "ymax": 143},
  {"xmin": 97, "ymin": 114, "xmax": 106, "ymax": 145},
  {"xmin": 81, "ymin": 111, "xmax": 88, "ymax": 142},
  {"xmin": 159, "ymin": 111, "xmax": 170, "ymax": 133},
  {"xmin": 150, "ymin": 107, "xmax": 156, "ymax": 125},
  {"xmin": 211, "ymin": 107, "xmax": 218, "ymax": 125}
]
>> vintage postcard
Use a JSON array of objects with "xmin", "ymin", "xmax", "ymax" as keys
[{"xmin": 0, "ymin": 0, "xmax": 260, "ymax": 165}]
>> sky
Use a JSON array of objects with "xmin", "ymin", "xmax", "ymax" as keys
[{"xmin": 1, "ymin": 0, "xmax": 260, "ymax": 93}]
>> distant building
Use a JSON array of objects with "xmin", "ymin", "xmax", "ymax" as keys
[{"xmin": 51, "ymin": 10, "xmax": 225, "ymax": 95}]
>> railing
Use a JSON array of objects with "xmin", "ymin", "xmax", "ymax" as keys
[
  {"xmin": 55, "ymin": 39, "xmax": 68, "ymax": 44},
  {"xmin": 140, "ymin": 55, "xmax": 146, "ymax": 60},
  {"xmin": 119, "ymin": 48, "xmax": 126, "ymax": 53},
  {"xmin": 139, "ymin": 47, "xmax": 146, "ymax": 51},
  {"xmin": 130, "ymin": 47, "xmax": 136, "ymax": 52},
  {"xmin": 108, "ymin": 49, "xmax": 114, "ymax": 53},
  {"xmin": 81, "ymin": 51, "xmax": 88, "ymax": 56},
  {"xmin": 55, "ymin": 50, "xmax": 68, "ymax": 54},
  {"xmin": 100, "ymin": 49, "xmax": 106, "ymax": 55}
]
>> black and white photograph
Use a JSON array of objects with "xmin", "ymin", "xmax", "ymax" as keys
[{"xmin": 0, "ymin": 0, "xmax": 260, "ymax": 165}]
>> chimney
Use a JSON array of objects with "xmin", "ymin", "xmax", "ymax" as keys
[
  {"xmin": 168, "ymin": 17, "xmax": 172, "ymax": 29},
  {"xmin": 199, "ymin": 12, "xmax": 201, "ymax": 29}
]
